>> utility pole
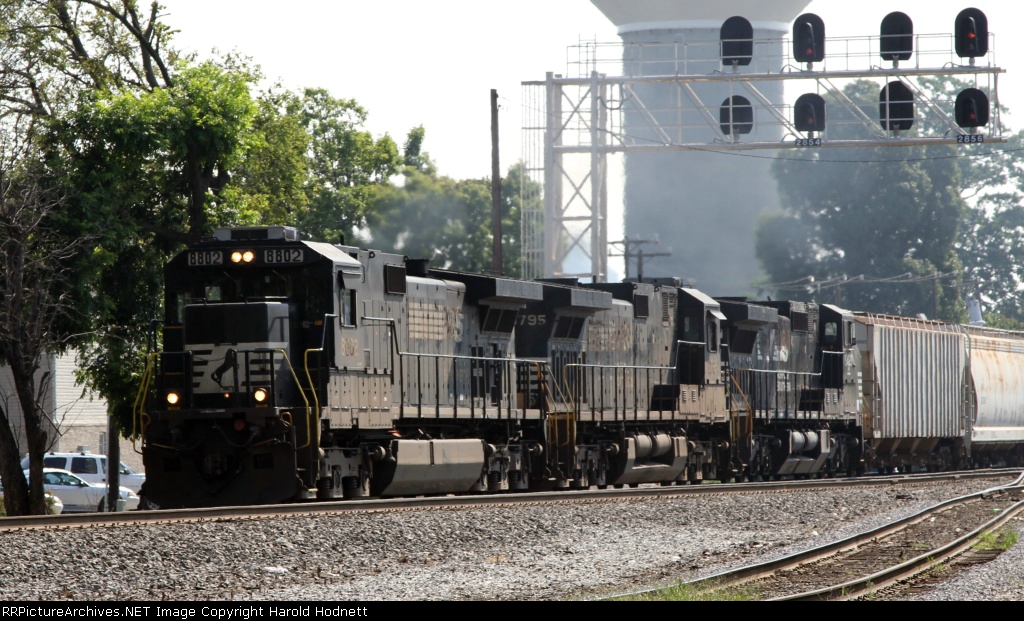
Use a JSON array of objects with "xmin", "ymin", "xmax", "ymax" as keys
[
  {"xmin": 610, "ymin": 238, "xmax": 670, "ymax": 281},
  {"xmin": 490, "ymin": 89, "xmax": 503, "ymax": 276}
]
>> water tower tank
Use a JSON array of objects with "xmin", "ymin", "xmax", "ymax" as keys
[{"xmin": 592, "ymin": 0, "xmax": 812, "ymax": 294}]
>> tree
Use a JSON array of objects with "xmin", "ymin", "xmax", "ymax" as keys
[
  {"xmin": 759, "ymin": 76, "xmax": 1024, "ymax": 322},
  {"xmin": 0, "ymin": 136, "xmax": 90, "ymax": 517},
  {"xmin": 498, "ymin": 161, "xmax": 535, "ymax": 278},
  {"xmin": 756, "ymin": 79, "xmax": 967, "ymax": 320},
  {"xmin": 46, "ymin": 61, "xmax": 259, "ymax": 444},
  {"xmin": 366, "ymin": 128, "xmax": 529, "ymax": 275},
  {"xmin": 284, "ymin": 88, "xmax": 401, "ymax": 244},
  {"xmin": 908, "ymin": 76, "xmax": 1024, "ymax": 322},
  {"xmin": 225, "ymin": 86, "xmax": 311, "ymax": 227},
  {"xmin": 0, "ymin": 1, "xmax": 266, "ymax": 513}
]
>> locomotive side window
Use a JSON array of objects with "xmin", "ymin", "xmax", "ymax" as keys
[
  {"xmin": 682, "ymin": 314, "xmax": 702, "ymax": 342},
  {"xmin": 205, "ymin": 285, "xmax": 222, "ymax": 302},
  {"xmin": 706, "ymin": 318, "xmax": 718, "ymax": 352},
  {"xmin": 172, "ymin": 293, "xmax": 186, "ymax": 323},
  {"xmin": 342, "ymin": 290, "xmax": 356, "ymax": 327},
  {"xmin": 824, "ymin": 321, "xmax": 838, "ymax": 347},
  {"xmin": 337, "ymin": 272, "xmax": 357, "ymax": 327},
  {"xmin": 384, "ymin": 264, "xmax": 407, "ymax": 295}
]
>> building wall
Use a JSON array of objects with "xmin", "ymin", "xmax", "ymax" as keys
[{"xmin": 0, "ymin": 353, "xmax": 144, "ymax": 473}]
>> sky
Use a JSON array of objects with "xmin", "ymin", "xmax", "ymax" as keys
[
  {"xmin": 155, "ymin": 1, "xmax": 1020, "ymax": 283},
  {"xmin": 157, "ymin": 0, "xmax": 1022, "ymax": 182}
]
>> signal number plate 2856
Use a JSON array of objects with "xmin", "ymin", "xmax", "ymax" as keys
[{"xmin": 265, "ymin": 248, "xmax": 304, "ymax": 264}]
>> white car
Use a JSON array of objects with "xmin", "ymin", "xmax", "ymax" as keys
[
  {"xmin": 25, "ymin": 468, "xmax": 140, "ymax": 513},
  {"xmin": 0, "ymin": 480, "xmax": 64, "ymax": 515},
  {"xmin": 20, "ymin": 450, "xmax": 145, "ymax": 494}
]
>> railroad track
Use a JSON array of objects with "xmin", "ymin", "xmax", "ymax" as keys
[
  {"xmin": 611, "ymin": 471, "xmax": 1024, "ymax": 601},
  {"xmin": 2, "ymin": 468, "xmax": 1019, "ymax": 532}
]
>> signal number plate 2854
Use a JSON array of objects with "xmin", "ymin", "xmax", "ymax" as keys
[{"xmin": 265, "ymin": 248, "xmax": 304, "ymax": 264}]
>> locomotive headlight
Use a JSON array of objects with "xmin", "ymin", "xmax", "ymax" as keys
[
  {"xmin": 231, "ymin": 251, "xmax": 243, "ymax": 263},
  {"xmin": 242, "ymin": 250, "xmax": 255, "ymax": 263},
  {"xmin": 253, "ymin": 387, "xmax": 269, "ymax": 403},
  {"xmin": 230, "ymin": 250, "xmax": 255, "ymax": 263},
  {"xmin": 166, "ymin": 391, "xmax": 180, "ymax": 406}
]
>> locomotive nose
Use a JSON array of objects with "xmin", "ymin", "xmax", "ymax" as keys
[{"xmin": 203, "ymin": 454, "xmax": 229, "ymax": 478}]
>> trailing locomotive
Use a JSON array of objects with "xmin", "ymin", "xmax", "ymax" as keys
[{"xmin": 135, "ymin": 225, "xmax": 1024, "ymax": 508}]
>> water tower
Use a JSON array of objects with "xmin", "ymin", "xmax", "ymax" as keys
[{"xmin": 591, "ymin": 0, "xmax": 812, "ymax": 294}]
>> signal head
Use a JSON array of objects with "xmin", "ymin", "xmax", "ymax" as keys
[
  {"xmin": 955, "ymin": 8, "xmax": 988, "ymax": 58},
  {"xmin": 793, "ymin": 13, "xmax": 825, "ymax": 64},
  {"xmin": 955, "ymin": 88, "xmax": 990, "ymax": 128}
]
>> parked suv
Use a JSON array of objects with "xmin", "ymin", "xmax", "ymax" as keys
[{"xmin": 20, "ymin": 448, "xmax": 145, "ymax": 494}]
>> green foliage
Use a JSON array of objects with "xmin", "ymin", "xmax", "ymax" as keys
[
  {"xmin": 403, "ymin": 126, "xmax": 436, "ymax": 176},
  {"xmin": 610, "ymin": 581, "xmax": 760, "ymax": 601},
  {"xmin": 368, "ymin": 167, "xmax": 492, "ymax": 271},
  {"xmin": 499, "ymin": 162, "xmax": 532, "ymax": 278},
  {"xmin": 365, "ymin": 128, "xmax": 531, "ymax": 276},
  {"xmin": 225, "ymin": 86, "xmax": 311, "ymax": 227},
  {"xmin": 758, "ymin": 79, "xmax": 971, "ymax": 320},
  {"xmin": 43, "ymin": 60, "xmax": 261, "ymax": 436},
  {"xmin": 760, "ymin": 76, "xmax": 1024, "ymax": 322},
  {"xmin": 975, "ymin": 527, "xmax": 1019, "ymax": 551},
  {"xmin": 953, "ymin": 130, "xmax": 1024, "ymax": 321},
  {"xmin": 979, "ymin": 313, "xmax": 1024, "ymax": 331},
  {"xmin": 279, "ymin": 88, "xmax": 402, "ymax": 244}
]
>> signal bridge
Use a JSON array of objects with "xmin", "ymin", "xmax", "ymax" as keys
[{"xmin": 520, "ymin": 10, "xmax": 1007, "ymax": 282}]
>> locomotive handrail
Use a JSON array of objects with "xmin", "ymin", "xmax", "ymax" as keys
[
  {"xmin": 132, "ymin": 352, "xmax": 160, "ymax": 456},
  {"xmin": 564, "ymin": 362, "xmax": 674, "ymax": 420},
  {"xmin": 361, "ymin": 316, "xmax": 400, "ymax": 384},
  {"xmin": 736, "ymin": 368, "xmax": 822, "ymax": 377},
  {"xmin": 728, "ymin": 370, "xmax": 755, "ymax": 452},
  {"xmin": 564, "ymin": 363, "xmax": 674, "ymax": 371},
  {"xmin": 301, "ymin": 313, "xmax": 339, "ymax": 451},
  {"xmin": 395, "ymin": 351, "xmax": 549, "ymax": 419},
  {"xmin": 671, "ymin": 340, "xmax": 704, "ymax": 368},
  {"xmin": 816, "ymin": 349, "xmax": 847, "ymax": 382},
  {"xmin": 271, "ymin": 348, "xmax": 314, "ymax": 450},
  {"xmin": 541, "ymin": 361, "xmax": 574, "ymax": 449}
]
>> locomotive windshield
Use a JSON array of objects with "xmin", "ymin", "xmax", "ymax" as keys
[{"xmin": 168, "ymin": 269, "xmax": 295, "ymax": 323}]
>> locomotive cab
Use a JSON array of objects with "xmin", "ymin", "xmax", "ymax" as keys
[{"xmin": 142, "ymin": 226, "xmax": 353, "ymax": 507}]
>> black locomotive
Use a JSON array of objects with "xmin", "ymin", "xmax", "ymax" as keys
[{"xmin": 135, "ymin": 225, "xmax": 1024, "ymax": 508}]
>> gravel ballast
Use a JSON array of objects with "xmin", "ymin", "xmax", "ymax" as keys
[{"xmin": 1, "ymin": 478, "xmax": 1021, "ymax": 601}]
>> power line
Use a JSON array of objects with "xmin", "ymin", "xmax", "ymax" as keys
[{"xmin": 763, "ymin": 270, "xmax": 963, "ymax": 293}]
